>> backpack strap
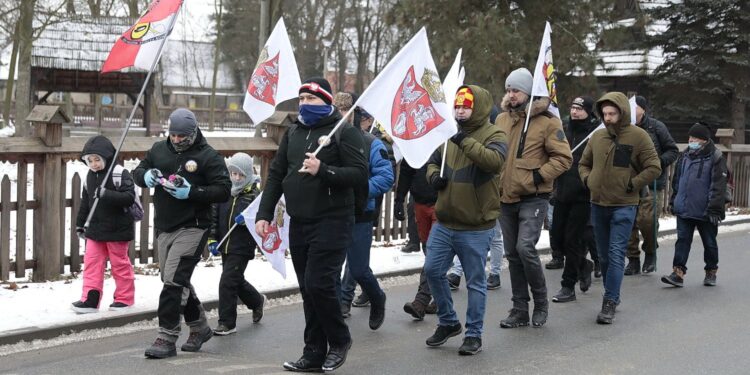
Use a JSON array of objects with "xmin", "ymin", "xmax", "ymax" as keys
[{"xmin": 112, "ymin": 164, "xmax": 124, "ymax": 188}]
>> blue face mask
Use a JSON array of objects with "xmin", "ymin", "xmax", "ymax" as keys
[
  {"xmin": 688, "ymin": 142, "xmax": 702, "ymax": 150},
  {"xmin": 299, "ymin": 104, "xmax": 333, "ymax": 127}
]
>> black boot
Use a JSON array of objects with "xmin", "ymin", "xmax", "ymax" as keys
[
  {"xmin": 322, "ymin": 340, "xmax": 352, "ymax": 372},
  {"xmin": 579, "ymin": 259, "xmax": 594, "ymax": 292},
  {"xmin": 352, "ymin": 292, "xmax": 370, "ymax": 307},
  {"xmin": 642, "ymin": 254, "xmax": 656, "ymax": 273},
  {"xmin": 403, "ymin": 300, "xmax": 426, "ymax": 321},
  {"xmin": 458, "ymin": 336, "xmax": 483, "ymax": 355},
  {"xmin": 181, "ymin": 326, "xmax": 213, "ymax": 352},
  {"xmin": 71, "ymin": 289, "xmax": 100, "ymax": 314},
  {"xmin": 594, "ymin": 260, "xmax": 602, "ymax": 278},
  {"xmin": 447, "ymin": 273, "xmax": 461, "ymax": 291},
  {"xmin": 545, "ymin": 257, "xmax": 564, "ymax": 270},
  {"xmin": 369, "ymin": 293, "xmax": 386, "ymax": 330},
  {"xmin": 425, "ymin": 323, "xmax": 462, "ymax": 346},
  {"xmin": 552, "ymin": 286, "xmax": 576, "ymax": 303},
  {"xmin": 500, "ymin": 308, "xmax": 529, "ymax": 328},
  {"xmin": 144, "ymin": 337, "xmax": 177, "ymax": 359},
  {"xmin": 283, "ymin": 355, "xmax": 325, "ymax": 373},
  {"xmin": 596, "ymin": 299, "xmax": 617, "ymax": 324},
  {"xmin": 400, "ymin": 241, "xmax": 420, "ymax": 253},
  {"xmin": 532, "ymin": 301, "xmax": 548, "ymax": 327},
  {"xmin": 624, "ymin": 257, "xmax": 641, "ymax": 276}
]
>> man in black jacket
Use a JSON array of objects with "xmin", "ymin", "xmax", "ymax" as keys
[
  {"xmin": 255, "ymin": 78, "xmax": 367, "ymax": 373},
  {"xmin": 551, "ymin": 96, "xmax": 598, "ymax": 303},
  {"xmin": 134, "ymin": 108, "xmax": 231, "ymax": 359},
  {"xmin": 625, "ymin": 96, "xmax": 679, "ymax": 275}
]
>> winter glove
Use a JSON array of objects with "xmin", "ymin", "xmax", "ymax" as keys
[
  {"xmin": 450, "ymin": 130, "xmax": 467, "ymax": 146},
  {"xmin": 234, "ymin": 213, "xmax": 245, "ymax": 225},
  {"xmin": 93, "ymin": 187, "xmax": 106, "ymax": 199},
  {"xmin": 394, "ymin": 200, "xmax": 406, "ymax": 221},
  {"xmin": 207, "ymin": 240, "xmax": 219, "ymax": 256},
  {"xmin": 532, "ymin": 169, "xmax": 544, "ymax": 188},
  {"xmin": 76, "ymin": 227, "xmax": 85, "ymax": 240},
  {"xmin": 144, "ymin": 168, "xmax": 162, "ymax": 188},
  {"xmin": 430, "ymin": 173, "xmax": 449, "ymax": 191},
  {"xmin": 626, "ymin": 180, "xmax": 634, "ymax": 194},
  {"xmin": 708, "ymin": 214, "xmax": 721, "ymax": 226},
  {"xmin": 164, "ymin": 178, "xmax": 191, "ymax": 200}
]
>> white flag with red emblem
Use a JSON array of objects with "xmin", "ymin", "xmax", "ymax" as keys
[
  {"xmin": 242, "ymin": 18, "xmax": 301, "ymax": 125},
  {"xmin": 241, "ymin": 192, "xmax": 289, "ymax": 278},
  {"xmin": 101, "ymin": 0, "xmax": 183, "ymax": 73},
  {"xmin": 629, "ymin": 96, "xmax": 638, "ymax": 125},
  {"xmin": 531, "ymin": 21, "xmax": 560, "ymax": 118},
  {"xmin": 356, "ymin": 28, "xmax": 457, "ymax": 168}
]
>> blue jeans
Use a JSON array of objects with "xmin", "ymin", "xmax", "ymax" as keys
[
  {"xmin": 591, "ymin": 204, "xmax": 637, "ymax": 304},
  {"xmin": 674, "ymin": 217, "xmax": 719, "ymax": 273},
  {"xmin": 424, "ymin": 222, "xmax": 495, "ymax": 337},
  {"xmin": 449, "ymin": 220, "xmax": 503, "ymax": 276},
  {"xmin": 338, "ymin": 221, "xmax": 384, "ymax": 306}
]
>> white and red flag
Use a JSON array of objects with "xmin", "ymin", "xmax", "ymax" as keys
[
  {"xmin": 531, "ymin": 21, "xmax": 560, "ymax": 118},
  {"xmin": 101, "ymin": 0, "xmax": 183, "ymax": 73},
  {"xmin": 243, "ymin": 18, "xmax": 301, "ymax": 125},
  {"xmin": 241, "ymin": 192, "xmax": 289, "ymax": 278},
  {"xmin": 356, "ymin": 28, "xmax": 457, "ymax": 168}
]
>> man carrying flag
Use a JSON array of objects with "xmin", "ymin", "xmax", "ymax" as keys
[
  {"xmin": 255, "ymin": 78, "xmax": 367, "ymax": 372},
  {"xmin": 423, "ymin": 85, "xmax": 507, "ymax": 355}
]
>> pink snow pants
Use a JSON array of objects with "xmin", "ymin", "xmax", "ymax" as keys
[{"xmin": 81, "ymin": 240, "xmax": 135, "ymax": 307}]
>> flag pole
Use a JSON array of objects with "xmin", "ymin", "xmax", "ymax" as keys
[
  {"xmin": 298, "ymin": 104, "xmax": 358, "ymax": 173},
  {"xmin": 84, "ymin": 6, "xmax": 181, "ymax": 229},
  {"xmin": 515, "ymin": 99, "xmax": 534, "ymax": 156},
  {"xmin": 439, "ymin": 142, "xmax": 448, "ymax": 178}
]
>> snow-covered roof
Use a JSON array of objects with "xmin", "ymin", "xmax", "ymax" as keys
[{"xmin": 595, "ymin": 48, "xmax": 665, "ymax": 77}]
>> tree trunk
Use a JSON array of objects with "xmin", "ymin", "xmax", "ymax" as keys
[
  {"xmin": 209, "ymin": 0, "xmax": 223, "ymax": 132},
  {"xmin": 3, "ymin": 21, "xmax": 19, "ymax": 129},
  {"xmin": 730, "ymin": 88, "xmax": 748, "ymax": 144},
  {"xmin": 127, "ymin": 0, "xmax": 139, "ymax": 18},
  {"xmin": 14, "ymin": 0, "xmax": 35, "ymax": 137}
]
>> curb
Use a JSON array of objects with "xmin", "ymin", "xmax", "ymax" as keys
[{"xmin": 2, "ymin": 217, "xmax": 748, "ymax": 346}]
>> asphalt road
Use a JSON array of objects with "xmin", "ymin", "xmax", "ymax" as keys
[{"xmin": 2, "ymin": 229, "xmax": 750, "ymax": 375}]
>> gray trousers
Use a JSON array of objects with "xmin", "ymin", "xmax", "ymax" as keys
[{"xmin": 157, "ymin": 227, "xmax": 210, "ymax": 340}]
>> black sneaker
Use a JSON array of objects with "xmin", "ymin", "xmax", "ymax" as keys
[
  {"xmin": 458, "ymin": 336, "xmax": 482, "ymax": 355},
  {"xmin": 180, "ymin": 326, "xmax": 213, "ymax": 352},
  {"xmin": 545, "ymin": 258, "xmax": 564, "ymax": 269},
  {"xmin": 71, "ymin": 290, "xmax": 100, "ymax": 314},
  {"xmin": 144, "ymin": 337, "xmax": 177, "ymax": 359},
  {"xmin": 532, "ymin": 301, "xmax": 548, "ymax": 327},
  {"xmin": 596, "ymin": 299, "xmax": 617, "ymax": 324},
  {"xmin": 400, "ymin": 241, "xmax": 420, "ymax": 253},
  {"xmin": 552, "ymin": 287, "xmax": 576, "ymax": 303},
  {"xmin": 661, "ymin": 268, "xmax": 684, "ymax": 287},
  {"xmin": 594, "ymin": 260, "xmax": 602, "ymax": 278},
  {"xmin": 425, "ymin": 323, "xmax": 462, "ymax": 346},
  {"xmin": 253, "ymin": 294, "xmax": 267, "ymax": 323},
  {"xmin": 500, "ymin": 308, "xmax": 529, "ymax": 328},
  {"xmin": 322, "ymin": 339, "xmax": 352, "ymax": 372},
  {"xmin": 214, "ymin": 324, "xmax": 236, "ymax": 336},
  {"xmin": 282, "ymin": 355, "xmax": 324, "ymax": 373},
  {"xmin": 579, "ymin": 259, "xmax": 594, "ymax": 292},
  {"xmin": 369, "ymin": 294, "xmax": 386, "ymax": 330},
  {"xmin": 704, "ymin": 269, "xmax": 717, "ymax": 286},
  {"xmin": 487, "ymin": 273, "xmax": 501, "ymax": 290},
  {"xmin": 108, "ymin": 302, "xmax": 130, "ymax": 311},
  {"xmin": 352, "ymin": 293, "xmax": 370, "ymax": 307},
  {"xmin": 447, "ymin": 273, "xmax": 461, "ymax": 291},
  {"xmin": 403, "ymin": 301, "xmax": 426, "ymax": 321},
  {"xmin": 341, "ymin": 303, "xmax": 351, "ymax": 318},
  {"xmin": 624, "ymin": 258, "xmax": 641, "ymax": 275},
  {"xmin": 642, "ymin": 254, "xmax": 656, "ymax": 273}
]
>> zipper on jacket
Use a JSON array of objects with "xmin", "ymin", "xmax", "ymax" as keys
[{"xmin": 225, "ymin": 195, "xmax": 238, "ymax": 254}]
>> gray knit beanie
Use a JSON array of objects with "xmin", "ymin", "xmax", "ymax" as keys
[{"xmin": 505, "ymin": 68, "xmax": 533, "ymax": 95}]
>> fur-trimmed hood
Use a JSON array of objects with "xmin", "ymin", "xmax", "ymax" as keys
[{"xmin": 500, "ymin": 94, "xmax": 552, "ymax": 119}]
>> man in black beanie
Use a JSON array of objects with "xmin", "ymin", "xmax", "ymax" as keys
[
  {"xmin": 256, "ymin": 77, "xmax": 367, "ymax": 372},
  {"xmin": 625, "ymin": 96, "xmax": 679, "ymax": 276}
]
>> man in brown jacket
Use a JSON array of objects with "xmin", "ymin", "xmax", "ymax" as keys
[
  {"xmin": 579, "ymin": 92, "xmax": 661, "ymax": 325},
  {"xmin": 496, "ymin": 68, "xmax": 572, "ymax": 329}
]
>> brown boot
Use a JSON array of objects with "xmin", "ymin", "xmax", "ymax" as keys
[
  {"xmin": 704, "ymin": 269, "xmax": 717, "ymax": 286},
  {"xmin": 403, "ymin": 300, "xmax": 426, "ymax": 320}
]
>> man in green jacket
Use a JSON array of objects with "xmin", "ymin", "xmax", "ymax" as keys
[
  {"xmin": 579, "ymin": 92, "xmax": 661, "ymax": 325},
  {"xmin": 423, "ymin": 85, "xmax": 507, "ymax": 356}
]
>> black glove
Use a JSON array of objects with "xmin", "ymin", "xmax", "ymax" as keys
[
  {"xmin": 450, "ymin": 130, "xmax": 467, "ymax": 146},
  {"xmin": 626, "ymin": 180, "xmax": 634, "ymax": 194},
  {"xmin": 76, "ymin": 227, "xmax": 85, "ymax": 240},
  {"xmin": 430, "ymin": 174, "xmax": 449, "ymax": 191},
  {"xmin": 708, "ymin": 214, "xmax": 721, "ymax": 226},
  {"xmin": 394, "ymin": 200, "xmax": 406, "ymax": 221},
  {"xmin": 532, "ymin": 169, "xmax": 544, "ymax": 187}
]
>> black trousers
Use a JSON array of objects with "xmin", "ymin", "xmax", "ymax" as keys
[
  {"xmin": 550, "ymin": 201, "xmax": 590, "ymax": 288},
  {"xmin": 218, "ymin": 253, "xmax": 263, "ymax": 328},
  {"xmin": 290, "ymin": 216, "xmax": 353, "ymax": 358}
]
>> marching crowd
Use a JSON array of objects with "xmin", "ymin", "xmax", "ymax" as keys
[{"xmin": 69, "ymin": 70, "xmax": 728, "ymax": 372}]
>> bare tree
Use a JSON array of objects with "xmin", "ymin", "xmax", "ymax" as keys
[{"xmin": 209, "ymin": 0, "xmax": 224, "ymax": 131}]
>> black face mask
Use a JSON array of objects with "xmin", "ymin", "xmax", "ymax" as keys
[{"xmin": 456, "ymin": 118, "xmax": 470, "ymax": 126}]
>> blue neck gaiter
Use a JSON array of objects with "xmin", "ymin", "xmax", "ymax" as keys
[{"xmin": 299, "ymin": 104, "xmax": 334, "ymax": 127}]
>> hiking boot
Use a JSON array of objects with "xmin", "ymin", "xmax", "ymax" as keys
[
  {"xmin": 532, "ymin": 301, "xmax": 548, "ymax": 327},
  {"xmin": 180, "ymin": 326, "xmax": 213, "ymax": 352},
  {"xmin": 552, "ymin": 286, "xmax": 576, "ymax": 303},
  {"xmin": 282, "ymin": 355, "xmax": 324, "ymax": 373},
  {"xmin": 108, "ymin": 302, "xmax": 130, "ymax": 311},
  {"xmin": 352, "ymin": 293, "xmax": 370, "ymax": 307},
  {"xmin": 579, "ymin": 259, "xmax": 594, "ymax": 292},
  {"xmin": 425, "ymin": 323, "xmax": 462, "ymax": 346},
  {"xmin": 596, "ymin": 299, "xmax": 617, "ymax": 324},
  {"xmin": 253, "ymin": 294, "xmax": 267, "ymax": 323},
  {"xmin": 642, "ymin": 254, "xmax": 656, "ymax": 273},
  {"xmin": 425, "ymin": 301, "xmax": 437, "ymax": 314},
  {"xmin": 213, "ymin": 324, "xmax": 236, "ymax": 336},
  {"xmin": 403, "ymin": 300, "xmax": 426, "ymax": 321},
  {"xmin": 144, "ymin": 337, "xmax": 177, "ymax": 359},
  {"xmin": 545, "ymin": 257, "xmax": 564, "ymax": 269},
  {"xmin": 661, "ymin": 267, "xmax": 685, "ymax": 287},
  {"xmin": 71, "ymin": 290, "xmax": 100, "ymax": 314},
  {"xmin": 322, "ymin": 339, "xmax": 352, "ymax": 372},
  {"xmin": 500, "ymin": 308, "xmax": 529, "ymax": 328},
  {"xmin": 400, "ymin": 241, "xmax": 420, "ymax": 253},
  {"xmin": 624, "ymin": 257, "xmax": 641, "ymax": 275},
  {"xmin": 458, "ymin": 336, "xmax": 482, "ymax": 355},
  {"xmin": 594, "ymin": 260, "xmax": 602, "ymax": 278},
  {"xmin": 704, "ymin": 269, "xmax": 717, "ymax": 286},
  {"xmin": 447, "ymin": 273, "xmax": 461, "ymax": 291},
  {"xmin": 369, "ymin": 294, "xmax": 386, "ymax": 330},
  {"xmin": 487, "ymin": 273, "xmax": 501, "ymax": 290},
  {"xmin": 341, "ymin": 303, "xmax": 351, "ymax": 318}
]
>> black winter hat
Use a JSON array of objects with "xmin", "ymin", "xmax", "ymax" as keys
[
  {"xmin": 571, "ymin": 96, "xmax": 595, "ymax": 117},
  {"xmin": 635, "ymin": 95, "xmax": 649, "ymax": 111},
  {"xmin": 299, "ymin": 77, "xmax": 334, "ymax": 105},
  {"xmin": 688, "ymin": 122, "xmax": 712, "ymax": 141}
]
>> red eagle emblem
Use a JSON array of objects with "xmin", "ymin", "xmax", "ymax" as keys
[
  {"xmin": 390, "ymin": 66, "xmax": 444, "ymax": 140},
  {"xmin": 261, "ymin": 223, "xmax": 282, "ymax": 253},
  {"xmin": 247, "ymin": 52, "xmax": 280, "ymax": 106}
]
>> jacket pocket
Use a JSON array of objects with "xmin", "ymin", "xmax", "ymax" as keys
[
  {"xmin": 512, "ymin": 158, "xmax": 542, "ymax": 195},
  {"xmin": 613, "ymin": 144, "xmax": 634, "ymax": 168}
]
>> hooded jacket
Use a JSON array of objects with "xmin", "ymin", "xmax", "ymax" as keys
[
  {"xmin": 426, "ymin": 85, "xmax": 507, "ymax": 231},
  {"xmin": 133, "ymin": 129, "xmax": 231, "ymax": 233},
  {"xmin": 554, "ymin": 115, "xmax": 599, "ymax": 203},
  {"xmin": 496, "ymin": 95, "xmax": 573, "ymax": 203},
  {"xmin": 579, "ymin": 92, "xmax": 661, "ymax": 206},
  {"xmin": 76, "ymin": 135, "xmax": 136, "ymax": 242},
  {"xmin": 670, "ymin": 141, "xmax": 727, "ymax": 221},
  {"xmin": 210, "ymin": 183, "xmax": 261, "ymax": 256}
]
